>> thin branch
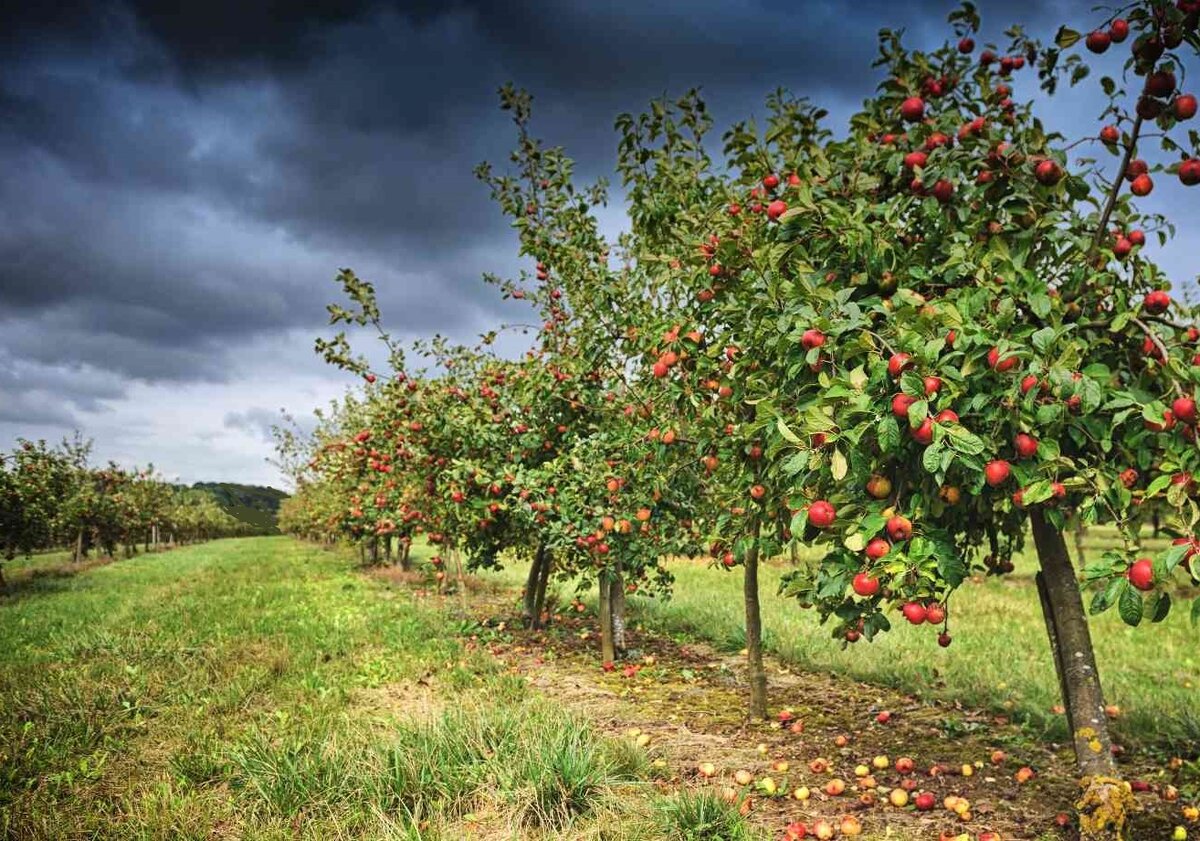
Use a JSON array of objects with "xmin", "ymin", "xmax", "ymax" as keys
[{"xmin": 1090, "ymin": 114, "xmax": 1144, "ymax": 253}]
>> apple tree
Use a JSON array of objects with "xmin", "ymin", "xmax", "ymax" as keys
[{"xmin": 720, "ymin": 3, "xmax": 1199, "ymax": 837}]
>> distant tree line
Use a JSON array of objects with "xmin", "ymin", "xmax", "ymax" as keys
[{"xmin": 0, "ymin": 437, "xmax": 255, "ymax": 588}]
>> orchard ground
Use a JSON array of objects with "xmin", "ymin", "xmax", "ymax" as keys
[{"xmin": 0, "ymin": 536, "xmax": 1195, "ymax": 840}]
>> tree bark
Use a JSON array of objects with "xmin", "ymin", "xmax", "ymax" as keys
[
  {"xmin": 599, "ymin": 569, "xmax": 615, "ymax": 665},
  {"xmin": 1073, "ymin": 524, "xmax": 1087, "ymax": 566},
  {"xmin": 1030, "ymin": 510, "xmax": 1133, "ymax": 840},
  {"xmin": 531, "ymin": 551, "xmax": 553, "ymax": 630},
  {"xmin": 399, "ymin": 540, "xmax": 412, "ymax": 571},
  {"xmin": 743, "ymin": 517, "xmax": 768, "ymax": 720},
  {"xmin": 524, "ymin": 544, "xmax": 546, "ymax": 625},
  {"xmin": 74, "ymin": 529, "xmax": 84, "ymax": 564},
  {"xmin": 611, "ymin": 558, "xmax": 627, "ymax": 653}
]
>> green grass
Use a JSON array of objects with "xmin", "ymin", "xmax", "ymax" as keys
[
  {"xmin": 479, "ymin": 526, "xmax": 1200, "ymax": 755},
  {"xmin": 654, "ymin": 791, "xmax": 760, "ymax": 841},
  {"xmin": 0, "ymin": 537, "xmax": 658, "ymax": 839}
]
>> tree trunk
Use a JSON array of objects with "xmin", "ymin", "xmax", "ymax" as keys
[
  {"xmin": 743, "ymin": 517, "xmax": 768, "ymax": 720},
  {"xmin": 790, "ymin": 542, "xmax": 800, "ymax": 565},
  {"xmin": 531, "ymin": 551, "xmax": 553, "ymax": 630},
  {"xmin": 383, "ymin": 536, "xmax": 392, "ymax": 564},
  {"xmin": 1029, "ymin": 510, "xmax": 1133, "ymax": 841},
  {"xmin": 611, "ymin": 558, "xmax": 627, "ymax": 653},
  {"xmin": 0, "ymin": 563, "xmax": 6, "ymax": 593},
  {"xmin": 74, "ymin": 529, "xmax": 84, "ymax": 564},
  {"xmin": 598, "ymin": 569, "xmax": 615, "ymax": 665},
  {"xmin": 1073, "ymin": 524, "xmax": 1087, "ymax": 566},
  {"xmin": 453, "ymin": 549, "xmax": 467, "ymax": 608},
  {"xmin": 399, "ymin": 540, "xmax": 412, "ymax": 571},
  {"xmin": 524, "ymin": 544, "xmax": 547, "ymax": 625}
]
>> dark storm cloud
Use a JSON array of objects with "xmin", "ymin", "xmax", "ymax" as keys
[{"xmin": 0, "ymin": 0, "xmax": 1079, "ymax": 421}]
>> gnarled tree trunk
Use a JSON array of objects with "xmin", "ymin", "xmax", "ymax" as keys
[{"xmin": 1030, "ymin": 510, "xmax": 1134, "ymax": 841}]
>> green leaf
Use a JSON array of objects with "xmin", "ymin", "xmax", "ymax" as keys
[
  {"xmin": 831, "ymin": 449, "xmax": 848, "ymax": 481},
  {"xmin": 1145, "ymin": 474, "xmax": 1174, "ymax": 498},
  {"xmin": 937, "ymin": 551, "xmax": 967, "ymax": 587},
  {"xmin": 901, "ymin": 371, "xmax": 926, "ymax": 398},
  {"xmin": 1055, "ymin": 26, "xmax": 1081, "ymax": 48},
  {"xmin": 944, "ymin": 425, "xmax": 985, "ymax": 456},
  {"xmin": 877, "ymin": 416, "xmax": 899, "ymax": 453},
  {"xmin": 922, "ymin": 443, "xmax": 943, "ymax": 474},
  {"xmin": 1118, "ymin": 583, "xmax": 1144, "ymax": 627},
  {"xmin": 1031, "ymin": 327, "xmax": 1057, "ymax": 353},
  {"xmin": 776, "ymin": 417, "xmax": 803, "ymax": 445},
  {"xmin": 908, "ymin": 400, "xmax": 928, "ymax": 429},
  {"xmin": 1147, "ymin": 592, "xmax": 1171, "ymax": 623},
  {"xmin": 1090, "ymin": 576, "xmax": 1123, "ymax": 615}
]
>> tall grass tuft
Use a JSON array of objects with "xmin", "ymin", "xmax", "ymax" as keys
[{"xmin": 655, "ymin": 790, "xmax": 759, "ymax": 841}]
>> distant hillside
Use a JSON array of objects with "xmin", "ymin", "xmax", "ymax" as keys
[{"xmin": 192, "ymin": 483, "xmax": 289, "ymax": 535}]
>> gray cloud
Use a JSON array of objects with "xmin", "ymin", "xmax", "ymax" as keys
[{"xmin": 0, "ymin": 0, "xmax": 1193, "ymax": 484}]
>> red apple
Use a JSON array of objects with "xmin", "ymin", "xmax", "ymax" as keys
[
  {"xmin": 902, "ymin": 602, "xmax": 928, "ymax": 624},
  {"xmin": 1085, "ymin": 30, "xmax": 1111, "ymax": 53},
  {"xmin": 1130, "ymin": 173, "xmax": 1154, "ymax": 196},
  {"xmin": 1173, "ymin": 397, "xmax": 1197, "ymax": 425},
  {"xmin": 887, "ymin": 352, "xmax": 913, "ymax": 378},
  {"xmin": 1175, "ymin": 93, "xmax": 1197, "ymax": 120},
  {"xmin": 1014, "ymin": 432, "xmax": 1039, "ymax": 459},
  {"xmin": 886, "ymin": 514, "xmax": 913, "ymax": 541},
  {"xmin": 1034, "ymin": 159, "xmax": 1063, "ymax": 185},
  {"xmin": 865, "ymin": 539, "xmax": 890, "ymax": 561},
  {"xmin": 900, "ymin": 96, "xmax": 925, "ymax": 122},
  {"xmin": 1145, "ymin": 290, "xmax": 1171, "ymax": 314},
  {"xmin": 854, "ymin": 570, "xmax": 882, "ymax": 595},
  {"xmin": 985, "ymin": 459, "xmax": 1011, "ymax": 487},
  {"xmin": 808, "ymin": 500, "xmax": 836, "ymax": 529},
  {"xmin": 892, "ymin": 393, "xmax": 917, "ymax": 419},
  {"xmin": 1127, "ymin": 558, "xmax": 1154, "ymax": 591}
]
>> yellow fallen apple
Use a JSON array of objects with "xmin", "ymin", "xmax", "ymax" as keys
[
  {"xmin": 872, "ymin": 755, "xmax": 890, "ymax": 770},
  {"xmin": 961, "ymin": 763, "xmax": 974, "ymax": 777},
  {"xmin": 792, "ymin": 785, "xmax": 810, "ymax": 801},
  {"xmin": 825, "ymin": 778, "xmax": 846, "ymax": 796},
  {"xmin": 889, "ymin": 788, "xmax": 909, "ymax": 807},
  {"xmin": 756, "ymin": 742, "xmax": 769, "ymax": 755},
  {"xmin": 773, "ymin": 760, "xmax": 790, "ymax": 773},
  {"xmin": 854, "ymin": 764, "xmax": 870, "ymax": 778},
  {"xmin": 759, "ymin": 777, "xmax": 778, "ymax": 796},
  {"xmin": 636, "ymin": 733, "xmax": 651, "ymax": 748},
  {"xmin": 697, "ymin": 762, "xmax": 717, "ymax": 778},
  {"xmin": 734, "ymin": 769, "xmax": 753, "ymax": 786},
  {"xmin": 840, "ymin": 815, "xmax": 863, "ymax": 836}
]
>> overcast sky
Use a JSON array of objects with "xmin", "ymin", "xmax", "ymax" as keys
[{"xmin": 1, "ymin": 0, "xmax": 1195, "ymax": 488}]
